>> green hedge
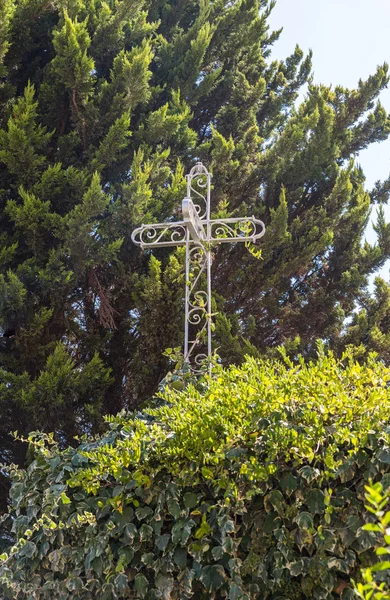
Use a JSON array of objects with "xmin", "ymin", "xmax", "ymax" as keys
[{"xmin": 1, "ymin": 348, "xmax": 390, "ymax": 599}]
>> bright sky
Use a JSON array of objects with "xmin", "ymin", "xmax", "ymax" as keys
[{"xmin": 268, "ymin": 0, "xmax": 390, "ymax": 279}]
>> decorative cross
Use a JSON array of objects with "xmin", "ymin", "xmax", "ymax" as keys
[{"xmin": 131, "ymin": 162, "xmax": 265, "ymax": 374}]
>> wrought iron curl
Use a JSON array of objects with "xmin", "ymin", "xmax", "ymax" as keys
[
  {"xmin": 186, "ymin": 162, "xmax": 210, "ymax": 220},
  {"xmin": 189, "ymin": 352, "xmax": 209, "ymax": 374},
  {"xmin": 189, "ymin": 244, "xmax": 206, "ymax": 263},
  {"xmin": 185, "ymin": 243, "xmax": 209, "ymax": 360},
  {"xmin": 212, "ymin": 222, "xmax": 242, "ymax": 239},
  {"xmin": 187, "ymin": 291, "xmax": 208, "ymax": 325},
  {"xmin": 131, "ymin": 223, "xmax": 187, "ymax": 248},
  {"xmin": 209, "ymin": 217, "xmax": 265, "ymax": 243}
]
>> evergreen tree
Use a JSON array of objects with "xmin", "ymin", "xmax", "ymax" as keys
[
  {"xmin": 1, "ymin": 0, "xmax": 390, "ymax": 511},
  {"xmin": 337, "ymin": 276, "xmax": 390, "ymax": 362}
]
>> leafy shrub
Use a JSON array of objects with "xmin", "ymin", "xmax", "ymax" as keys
[{"xmin": 2, "ymin": 348, "xmax": 390, "ymax": 599}]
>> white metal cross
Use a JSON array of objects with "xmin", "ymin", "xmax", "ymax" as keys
[{"xmin": 131, "ymin": 162, "xmax": 265, "ymax": 374}]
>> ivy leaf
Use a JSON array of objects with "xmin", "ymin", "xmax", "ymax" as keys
[
  {"xmin": 71, "ymin": 453, "xmax": 88, "ymax": 467},
  {"xmin": 20, "ymin": 541, "xmax": 36, "ymax": 558},
  {"xmin": 102, "ymin": 583, "xmax": 117, "ymax": 600},
  {"xmin": 295, "ymin": 528, "xmax": 313, "ymax": 551},
  {"xmin": 155, "ymin": 574, "xmax": 174, "ymax": 596},
  {"xmin": 66, "ymin": 577, "xmax": 83, "ymax": 591},
  {"xmin": 114, "ymin": 573, "xmax": 129, "ymax": 594},
  {"xmin": 201, "ymin": 467, "xmax": 214, "ymax": 479},
  {"xmin": 299, "ymin": 466, "xmax": 319, "ymax": 483},
  {"xmin": 313, "ymin": 585, "xmax": 330, "ymax": 599},
  {"xmin": 122, "ymin": 523, "xmax": 137, "ymax": 544},
  {"xmin": 263, "ymin": 511, "xmax": 280, "ymax": 533},
  {"xmin": 118, "ymin": 546, "xmax": 134, "ymax": 565},
  {"xmin": 91, "ymin": 556, "xmax": 103, "ymax": 577},
  {"xmin": 183, "ymin": 492, "xmax": 197, "ymax": 509},
  {"xmin": 173, "ymin": 547, "xmax": 187, "ymax": 568},
  {"xmin": 280, "ymin": 473, "xmax": 297, "ymax": 495},
  {"xmin": 141, "ymin": 553, "xmax": 154, "ymax": 567},
  {"xmin": 327, "ymin": 558, "xmax": 349, "ymax": 574},
  {"xmin": 362, "ymin": 523, "xmax": 381, "ymax": 532},
  {"xmin": 371, "ymin": 560, "xmax": 390, "ymax": 571},
  {"xmin": 211, "ymin": 546, "xmax": 224, "ymax": 561},
  {"xmin": 84, "ymin": 548, "xmax": 96, "ymax": 571},
  {"xmin": 377, "ymin": 447, "xmax": 390, "ymax": 464},
  {"xmin": 167, "ymin": 498, "xmax": 181, "ymax": 519},
  {"xmin": 134, "ymin": 574, "xmax": 149, "ymax": 598},
  {"xmin": 135, "ymin": 506, "xmax": 153, "ymax": 521},
  {"xmin": 60, "ymin": 492, "xmax": 71, "ymax": 504},
  {"xmin": 295, "ymin": 511, "xmax": 314, "ymax": 530},
  {"xmin": 356, "ymin": 527, "xmax": 376, "ymax": 550},
  {"xmin": 305, "ymin": 489, "xmax": 325, "ymax": 514},
  {"xmin": 139, "ymin": 524, "xmax": 153, "ymax": 542},
  {"xmin": 172, "ymin": 520, "xmax": 185, "ymax": 545},
  {"xmin": 288, "ymin": 559, "xmax": 305, "ymax": 576},
  {"xmin": 264, "ymin": 490, "xmax": 284, "ymax": 515},
  {"xmin": 195, "ymin": 514, "xmax": 212, "ymax": 539},
  {"xmin": 200, "ymin": 564, "xmax": 226, "ymax": 591},
  {"xmin": 181, "ymin": 519, "xmax": 195, "ymax": 544},
  {"xmin": 156, "ymin": 533, "xmax": 170, "ymax": 552},
  {"xmin": 219, "ymin": 516, "xmax": 235, "ymax": 535},
  {"xmin": 115, "ymin": 506, "xmax": 134, "ymax": 528},
  {"xmin": 10, "ymin": 482, "xmax": 25, "ymax": 505},
  {"xmin": 229, "ymin": 581, "xmax": 246, "ymax": 599}
]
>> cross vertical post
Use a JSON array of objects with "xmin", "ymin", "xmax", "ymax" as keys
[
  {"xmin": 182, "ymin": 163, "xmax": 212, "ymax": 373},
  {"xmin": 131, "ymin": 162, "xmax": 266, "ymax": 375}
]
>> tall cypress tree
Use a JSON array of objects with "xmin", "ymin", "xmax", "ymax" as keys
[{"xmin": 1, "ymin": 0, "xmax": 390, "ymax": 509}]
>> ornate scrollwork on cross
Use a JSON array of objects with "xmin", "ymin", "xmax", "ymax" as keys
[
  {"xmin": 208, "ymin": 217, "xmax": 266, "ymax": 243},
  {"xmin": 186, "ymin": 162, "xmax": 209, "ymax": 221},
  {"xmin": 185, "ymin": 245, "xmax": 209, "ymax": 373},
  {"xmin": 131, "ymin": 222, "xmax": 188, "ymax": 248}
]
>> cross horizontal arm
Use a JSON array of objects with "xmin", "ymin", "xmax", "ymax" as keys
[
  {"xmin": 131, "ymin": 221, "xmax": 188, "ymax": 248},
  {"xmin": 131, "ymin": 215, "xmax": 266, "ymax": 248}
]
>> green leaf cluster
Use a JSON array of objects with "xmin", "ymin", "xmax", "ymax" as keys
[
  {"xmin": 355, "ymin": 482, "xmax": 390, "ymax": 600},
  {"xmin": 2, "ymin": 349, "xmax": 390, "ymax": 598}
]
